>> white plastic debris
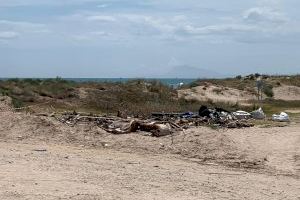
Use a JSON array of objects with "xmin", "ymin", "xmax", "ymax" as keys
[
  {"xmin": 233, "ymin": 111, "xmax": 252, "ymax": 120},
  {"xmin": 251, "ymin": 107, "xmax": 266, "ymax": 120},
  {"xmin": 219, "ymin": 111, "xmax": 233, "ymax": 120},
  {"xmin": 272, "ymin": 112, "xmax": 290, "ymax": 122}
]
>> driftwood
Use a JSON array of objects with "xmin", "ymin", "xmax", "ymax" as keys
[{"xmin": 103, "ymin": 120, "xmax": 172, "ymax": 137}]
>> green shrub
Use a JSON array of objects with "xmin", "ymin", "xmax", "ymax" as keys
[
  {"xmin": 0, "ymin": 88, "xmax": 11, "ymax": 96},
  {"xmin": 263, "ymin": 84, "xmax": 274, "ymax": 98},
  {"xmin": 12, "ymin": 98, "xmax": 23, "ymax": 108}
]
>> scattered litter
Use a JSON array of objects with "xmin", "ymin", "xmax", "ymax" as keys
[
  {"xmin": 33, "ymin": 148, "xmax": 47, "ymax": 152},
  {"xmin": 199, "ymin": 106, "xmax": 232, "ymax": 120},
  {"xmin": 233, "ymin": 111, "xmax": 252, "ymax": 120},
  {"xmin": 99, "ymin": 142, "xmax": 110, "ymax": 147},
  {"xmin": 17, "ymin": 136, "xmax": 23, "ymax": 140},
  {"xmin": 251, "ymin": 108, "xmax": 266, "ymax": 120},
  {"xmin": 199, "ymin": 106, "xmax": 211, "ymax": 118},
  {"xmin": 180, "ymin": 112, "xmax": 194, "ymax": 118},
  {"xmin": 272, "ymin": 112, "xmax": 290, "ymax": 122}
]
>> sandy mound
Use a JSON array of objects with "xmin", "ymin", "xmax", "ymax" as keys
[
  {"xmin": 178, "ymin": 84, "xmax": 256, "ymax": 104},
  {"xmin": 273, "ymin": 85, "xmax": 300, "ymax": 101},
  {"xmin": 0, "ymin": 97, "xmax": 264, "ymax": 169},
  {"xmin": 1, "ymin": 96, "xmax": 299, "ymax": 174}
]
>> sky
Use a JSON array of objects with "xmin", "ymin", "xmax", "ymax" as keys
[{"xmin": 0, "ymin": 0, "xmax": 300, "ymax": 78}]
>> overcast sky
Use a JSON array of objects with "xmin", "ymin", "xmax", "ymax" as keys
[{"xmin": 0, "ymin": 0, "xmax": 300, "ymax": 78}]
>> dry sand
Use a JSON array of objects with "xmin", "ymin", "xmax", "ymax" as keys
[
  {"xmin": 0, "ymin": 141, "xmax": 299, "ymax": 200},
  {"xmin": 179, "ymin": 84, "xmax": 300, "ymax": 104},
  {"xmin": 0, "ymin": 97, "xmax": 299, "ymax": 199},
  {"xmin": 178, "ymin": 85, "xmax": 256, "ymax": 105},
  {"xmin": 273, "ymin": 85, "xmax": 300, "ymax": 101}
]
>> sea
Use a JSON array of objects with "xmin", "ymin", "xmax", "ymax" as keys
[
  {"xmin": 0, "ymin": 78, "xmax": 197, "ymax": 88},
  {"xmin": 67, "ymin": 78, "xmax": 196, "ymax": 87}
]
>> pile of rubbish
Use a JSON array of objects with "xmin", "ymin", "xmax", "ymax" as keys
[
  {"xmin": 53, "ymin": 105, "xmax": 289, "ymax": 137},
  {"xmin": 272, "ymin": 112, "xmax": 290, "ymax": 122},
  {"xmin": 54, "ymin": 106, "xmax": 254, "ymax": 137},
  {"xmin": 55, "ymin": 112, "xmax": 178, "ymax": 137},
  {"xmin": 197, "ymin": 106, "xmax": 267, "ymax": 121}
]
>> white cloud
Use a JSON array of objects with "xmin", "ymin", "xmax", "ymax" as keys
[
  {"xmin": 97, "ymin": 4, "xmax": 108, "ymax": 8},
  {"xmin": 90, "ymin": 31, "xmax": 109, "ymax": 36},
  {"xmin": 243, "ymin": 7, "xmax": 288, "ymax": 24},
  {"xmin": 71, "ymin": 34, "xmax": 91, "ymax": 41},
  {"xmin": 0, "ymin": 20, "xmax": 48, "ymax": 32},
  {"xmin": 86, "ymin": 15, "xmax": 116, "ymax": 22},
  {"xmin": 70, "ymin": 31, "xmax": 118, "ymax": 43},
  {"xmin": 258, "ymin": 0, "xmax": 282, "ymax": 8},
  {"xmin": 124, "ymin": 15, "xmax": 176, "ymax": 33},
  {"xmin": 2, "ymin": 0, "xmax": 298, "ymax": 45},
  {"xmin": 62, "ymin": 10, "xmax": 296, "ymax": 44},
  {"xmin": 179, "ymin": 24, "xmax": 257, "ymax": 35},
  {"xmin": 0, "ymin": 20, "xmax": 50, "ymax": 43},
  {"xmin": 0, "ymin": 20, "xmax": 44, "ymax": 27},
  {"xmin": 1, "ymin": 0, "xmax": 300, "ymax": 76},
  {"xmin": 0, "ymin": 31, "xmax": 19, "ymax": 39},
  {"xmin": 0, "ymin": 0, "xmax": 100, "ymax": 7}
]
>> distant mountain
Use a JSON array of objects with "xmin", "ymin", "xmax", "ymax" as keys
[{"xmin": 162, "ymin": 65, "xmax": 223, "ymax": 79}]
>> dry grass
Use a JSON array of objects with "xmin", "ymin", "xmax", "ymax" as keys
[{"xmin": 0, "ymin": 79, "xmax": 201, "ymax": 116}]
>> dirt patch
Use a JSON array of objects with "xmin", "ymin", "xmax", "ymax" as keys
[
  {"xmin": 0, "ymin": 142, "xmax": 299, "ymax": 200},
  {"xmin": 273, "ymin": 85, "xmax": 300, "ymax": 101},
  {"xmin": 0, "ymin": 96, "xmax": 13, "ymax": 112},
  {"xmin": 226, "ymin": 126, "xmax": 300, "ymax": 175},
  {"xmin": 285, "ymin": 110, "xmax": 300, "ymax": 114}
]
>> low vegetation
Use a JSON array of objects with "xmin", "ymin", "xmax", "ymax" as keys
[
  {"xmin": 262, "ymin": 84, "xmax": 274, "ymax": 98},
  {"xmin": 184, "ymin": 74, "xmax": 300, "ymax": 92},
  {"xmin": 2, "ymin": 75, "xmax": 300, "ymax": 118},
  {"xmin": 0, "ymin": 78, "xmax": 76, "ymax": 108},
  {"xmin": 0, "ymin": 78, "xmax": 201, "ymax": 116}
]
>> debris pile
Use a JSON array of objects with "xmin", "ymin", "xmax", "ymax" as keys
[
  {"xmin": 54, "ymin": 107, "xmax": 255, "ymax": 137},
  {"xmin": 39, "ymin": 103, "xmax": 292, "ymax": 137},
  {"xmin": 55, "ymin": 112, "xmax": 176, "ymax": 137},
  {"xmin": 251, "ymin": 108, "xmax": 266, "ymax": 120}
]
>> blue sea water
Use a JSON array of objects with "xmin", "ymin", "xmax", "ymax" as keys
[{"xmin": 65, "ymin": 78, "xmax": 196, "ymax": 87}]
